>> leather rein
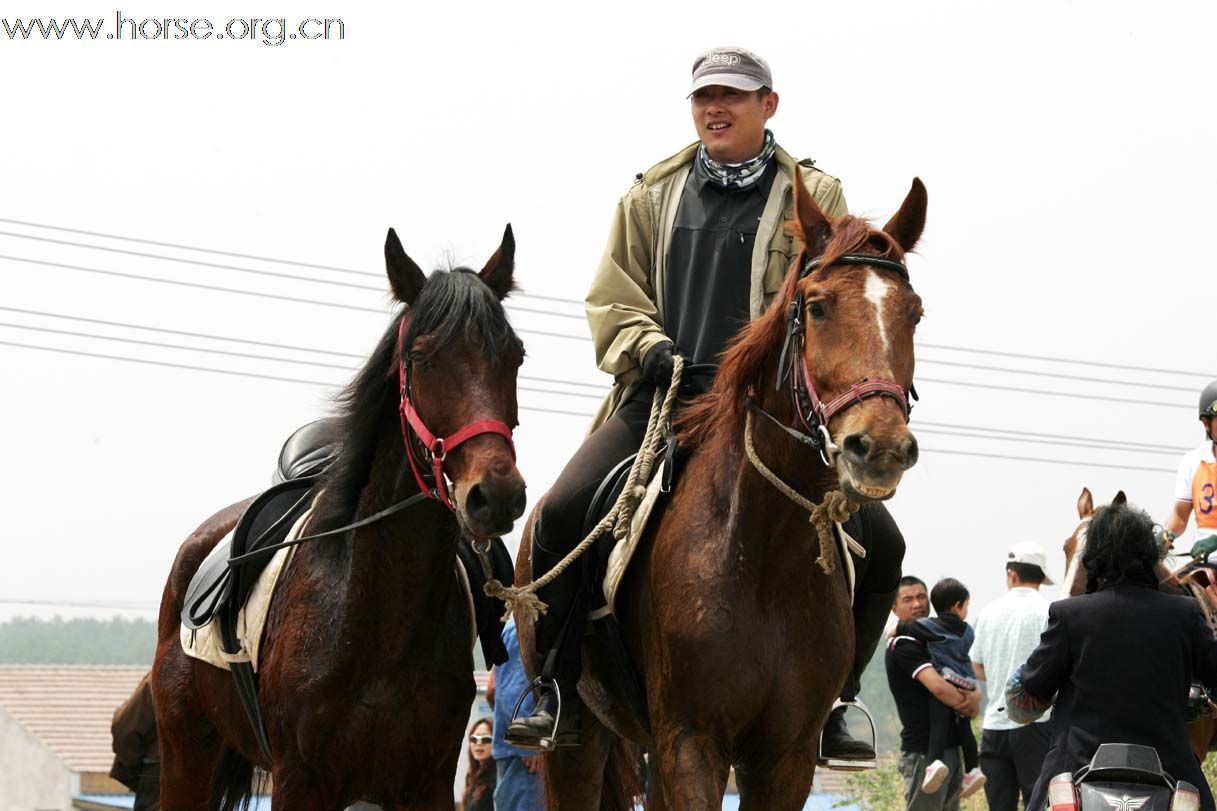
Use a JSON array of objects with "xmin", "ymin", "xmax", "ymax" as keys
[{"xmin": 748, "ymin": 252, "xmax": 916, "ymax": 466}]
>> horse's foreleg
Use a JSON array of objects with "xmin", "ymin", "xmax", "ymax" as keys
[
  {"xmin": 734, "ymin": 743, "xmax": 817, "ymax": 811},
  {"xmin": 541, "ymin": 713, "xmax": 618, "ymax": 811},
  {"xmin": 652, "ymin": 726, "xmax": 730, "ymax": 811}
]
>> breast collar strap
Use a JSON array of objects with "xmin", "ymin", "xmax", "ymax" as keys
[{"xmin": 396, "ymin": 319, "xmax": 516, "ymax": 511}]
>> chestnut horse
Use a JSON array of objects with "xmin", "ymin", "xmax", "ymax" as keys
[
  {"xmin": 1062, "ymin": 487, "xmax": 1217, "ymax": 760},
  {"xmin": 516, "ymin": 176, "xmax": 927, "ymax": 810},
  {"xmin": 152, "ymin": 227, "xmax": 526, "ymax": 810}
]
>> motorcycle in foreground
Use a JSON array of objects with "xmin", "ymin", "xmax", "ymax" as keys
[{"xmin": 1046, "ymin": 744, "xmax": 1201, "ymax": 811}]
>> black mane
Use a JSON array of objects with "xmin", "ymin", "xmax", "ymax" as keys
[{"xmin": 314, "ymin": 268, "xmax": 518, "ymax": 529}]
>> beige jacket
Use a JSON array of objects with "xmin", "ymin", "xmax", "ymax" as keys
[{"xmin": 584, "ymin": 141, "xmax": 848, "ymax": 431}]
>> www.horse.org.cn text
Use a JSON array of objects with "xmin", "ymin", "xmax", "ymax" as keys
[{"xmin": 1, "ymin": 12, "xmax": 345, "ymax": 46}]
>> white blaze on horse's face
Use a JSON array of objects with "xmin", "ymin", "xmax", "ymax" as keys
[{"xmin": 864, "ymin": 270, "xmax": 892, "ymax": 354}]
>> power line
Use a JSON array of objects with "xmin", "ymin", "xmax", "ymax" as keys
[
  {"xmin": 0, "ymin": 315, "xmax": 609, "ymax": 392},
  {"xmin": 0, "ymin": 339, "xmax": 598, "ymax": 419},
  {"xmin": 0, "ymin": 317, "xmax": 1189, "ymax": 450},
  {"xmin": 0, "ymin": 256, "xmax": 1197, "ymax": 408},
  {"xmin": 0, "ymin": 254, "xmax": 591, "ymax": 343},
  {"xmin": 915, "ymin": 426, "xmax": 1180, "ymax": 456},
  {"xmin": 917, "ymin": 376, "xmax": 1189, "ymax": 410},
  {"xmin": 0, "ymin": 339, "xmax": 1183, "ymax": 474},
  {"xmin": 913, "ymin": 419, "xmax": 1188, "ymax": 453},
  {"xmin": 0, "ymin": 231, "xmax": 585, "ymax": 322},
  {"xmin": 6, "ymin": 217, "xmax": 1213, "ymax": 379},
  {"xmin": 918, "ymin": 357, "xmax": 1197, "ymax": 393},
  {"xmin": 920, "ymin": 341, "xmax": 1212, "ymax": 379},
  {"xmin": 0, "ymin": 216, "xmax": 588, "ymax": 307},
  {"xmin": 921, "ymin": 447, "xmax": 1174, "ymax": 474}
]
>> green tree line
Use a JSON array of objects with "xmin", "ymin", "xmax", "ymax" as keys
[{"xmin": 0, "ymin": 616, "xmax": 157, "ymax": 665}]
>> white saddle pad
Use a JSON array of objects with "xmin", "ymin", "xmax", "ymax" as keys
[{"xmin": 180, "ymin": 505, "xmax": 313, "ymax": 672}]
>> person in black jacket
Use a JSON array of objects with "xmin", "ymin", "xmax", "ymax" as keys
[{"xmin": 1011, "ymin": 503, "xmax": 1217, "ymax": 811}]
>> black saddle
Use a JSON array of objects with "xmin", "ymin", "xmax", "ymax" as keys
[{"xmin": 181, "ymin": 475, "xmax": 318, "ymax": 633}]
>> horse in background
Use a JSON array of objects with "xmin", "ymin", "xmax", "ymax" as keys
[
  {"xmin": 152, "ymin": 227, "xmax": 526, "ymax": 810},
  {"xmin": 517, "ymin": 175, "xmax": 928, "ymax": 810},
  {"xmin": 1062, "ymin": 486, "xmax": 1217, "ymax": 760}
]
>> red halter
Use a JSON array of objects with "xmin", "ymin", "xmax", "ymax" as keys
[{"xmin": 396, "ymin": 319, "xmax": 516, "ymax": 511}]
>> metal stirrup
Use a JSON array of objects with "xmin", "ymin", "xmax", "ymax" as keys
[
  {"xmin": 505, "ymin": 677, "xmax": 563, "ymax": 753},
  {"xmin": 818, "ymin": 699, "xmax": 879, "ymax": 772}
]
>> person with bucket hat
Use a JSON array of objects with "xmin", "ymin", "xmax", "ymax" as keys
[{"xmin": 507, "ymin": 46, "xmax": 910, "ymax": 769}]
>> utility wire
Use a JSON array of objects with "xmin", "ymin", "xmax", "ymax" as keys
[
  {"xmin": 913, "ymin": 419, "xmax": 1188, "ymax": 454},
  {"xmin": 0, "ymin": 254, "xmax": 590, "ymax": 343},
  {"xmin": 0, "ymin": 316, "xmax": 608, "ymax": 393},
  {"xmin": 5, "ymin": 218, "xmax": 1213, "ymax": 378},
  {"xmin": 0, "ymin": 340, "xmax": 1186, "ymax": 475},
  {"xmin": 0, "ymin": 339, "xmax": 598, "ymax": 419},
  {"xmin": 915, "ymin": 427, "xmax": 1180, "ymax": 456},
  {"xmin": 0, "ymin": 217, "xmax": 587, "ymax": 307},
  {"xmin": 917, "ymin": 376, "xmax": 1189, "ymax": 410}
]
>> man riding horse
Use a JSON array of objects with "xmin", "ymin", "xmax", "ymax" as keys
[{"xmin": 506, "ymin": 46, "xmax": 908, "ymax": 765}]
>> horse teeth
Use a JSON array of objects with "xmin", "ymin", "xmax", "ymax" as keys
[{"xmin": 855, "ymin": 484, "xmax": 893, "ymax": 498}]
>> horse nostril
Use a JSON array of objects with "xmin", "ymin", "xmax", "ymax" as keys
[
  {"xmin": 465, "ymin": 483, "xmax": 490, "ymax": 521},
  {"xmin": 903, "ymin": 435, "xmax": 920, "ymax": 469},
  {"xmin": 510, "ymin": 488, "xmax": 527, "ymax": 521},
  {"xmin": 842, "ymin": 433, "xmax": 872, "ymax": 463}
]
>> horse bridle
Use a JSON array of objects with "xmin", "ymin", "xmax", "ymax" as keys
[
  {"xmin": 749, "ymin": 251, "xmax": 916, "ymax": 466},
  {"xmin": 397, "ymin": 318, "xmax": 516, "ymax": 512}
]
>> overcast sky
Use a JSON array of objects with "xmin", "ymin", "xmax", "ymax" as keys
[{"xmin": 2, "ymin": 0, "xmax": 1215, "ymax": 624}]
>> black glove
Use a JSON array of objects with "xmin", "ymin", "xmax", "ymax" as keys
[
  {"xmin": 642, "ymin": 342, "xmax": 676, "ymax": 390},
  {"xmin": 894, "ymin": 619, "xmax": 946, "ymax": 644}
]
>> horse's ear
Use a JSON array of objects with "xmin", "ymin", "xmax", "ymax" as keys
[
  {"xmin": 1113, "ymin": 490, "xmax": 1128, "ymax": 506},
  {"xmin": 479, "ymin": 224, "xmax": 516, "ymax": 300},
  {"xmin": 1077, "ymin": 487, "xmax": 1094, "ymax": 518},
  {"xmin": 384, "ymin": 228, "xmax": 426, "ymax": 305},
  {"xmin": 792, "ymin": 171, "xmax": 832, "ymax": 258},
  {"xmin": 883, "ymin": 177, "xmax": 928, "ymax": 253}
]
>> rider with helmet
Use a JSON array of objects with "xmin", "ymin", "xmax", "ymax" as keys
[
  {"xmin": 1163, "ymin": 380, "xmax": 1217, "ymax": 559},
  {"xmin": 505, "ymin": 46, "xmax": 909, "ymax": 765}
]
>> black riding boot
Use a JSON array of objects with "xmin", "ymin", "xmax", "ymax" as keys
[
  {"xmin": 504, "ymin": 531, "xmax": 584, "ymax": 750},
  {"xmin": 821, "ymin": 586, "xmax": 897, "ymax": 764}
]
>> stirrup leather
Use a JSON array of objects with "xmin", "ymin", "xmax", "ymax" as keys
[
  {"xmin": 504, "ymin": 677, "xmax": 564, "ymax": 752},
  {"xmin": 818, "ymin": 699, "xmax": 878, "ymax": 772}
]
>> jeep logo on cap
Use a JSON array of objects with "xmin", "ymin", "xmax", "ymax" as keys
[{"xmin": 707, "ymin": 52, "xmax": 742, "ymax": 67}]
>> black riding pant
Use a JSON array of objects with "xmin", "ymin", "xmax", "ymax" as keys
[{"xmin": 535, "ymin": 386, "xmax": 906, "ymax": 601}]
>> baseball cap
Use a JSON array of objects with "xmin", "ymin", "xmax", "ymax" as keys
[
  {"xmin": 1007, "ymin": 541, "xmax": 1054, "ymax": 585},
  {"xmin": 689, "ymin": 47, "xmax": 773, "ymax": 95}
]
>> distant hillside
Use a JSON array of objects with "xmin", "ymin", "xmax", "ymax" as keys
[{"xmin": 0, "ymin": 616, "xmax": 157, "ymax": 665}]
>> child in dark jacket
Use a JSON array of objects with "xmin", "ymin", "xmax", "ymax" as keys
[{"xmin": 917, "ymin": 578, "xmax": 986, "ymax": 799}]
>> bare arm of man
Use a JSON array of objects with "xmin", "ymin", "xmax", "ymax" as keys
[
  {"xmin": 973, "ymin": 662, "xmax": 987, "ymax": 682},
  {"xmin": 915, "ymin": 667, "xmax": 978, "ymax": 717},
  {"xmin": 1166, "ymin": 500, "xmax": 1192, "ymax": 541}
]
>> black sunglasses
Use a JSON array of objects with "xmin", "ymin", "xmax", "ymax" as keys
[{"xmin": 469, "ymin": 734, "xmax": 493, "ymax": 745}]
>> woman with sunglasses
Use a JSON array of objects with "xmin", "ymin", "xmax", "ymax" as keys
[{"xmin": 462, "ymin": 717, "xmax": 496, "ymax": 811}]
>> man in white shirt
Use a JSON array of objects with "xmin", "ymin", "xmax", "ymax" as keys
[{"xmin": 970, "ymin": 543, "xmax": 1054, "ymax": 811}]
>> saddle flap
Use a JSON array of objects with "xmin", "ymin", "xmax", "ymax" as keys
[{"xmin": 181, "ymin": 536, "xmax": 234, "ymax": 631}]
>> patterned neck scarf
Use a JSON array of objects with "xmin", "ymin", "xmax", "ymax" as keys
[{"xmin": 697, "ymin": 129, "xmax": 776, "ymax": 190}]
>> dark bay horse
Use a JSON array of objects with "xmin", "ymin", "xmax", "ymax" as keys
[
  {"xmin": 516, "ymin": 175, "xmax": 928, "ymax": 810},
  {"xmin": 1062, "ymin": 487, "xmax": 1217, "ymax": 760},
  {"xmin": 152, "ymin": 227, "xmax": 526, "ymax": 810}
]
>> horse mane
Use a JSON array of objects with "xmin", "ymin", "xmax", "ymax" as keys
[
  {"xmin": 677, "ymin": 215, "xmax": 906, "ymax": 449},
  {"xmin": 314, "ymin": 268, "xmax": 519, "ymax": 529}
]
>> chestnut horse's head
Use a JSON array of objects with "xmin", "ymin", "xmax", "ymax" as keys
[
  {"xmin": 787, "ymin": 175, "xmax": 926, "ymax": 501},
  {"xmin": 1062, "ymin": 486, "xmax": 1127, "ymax": 596},
  {"xmin": 338, "ymin": 225, "xmax": 527, "ymax": 539}
]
